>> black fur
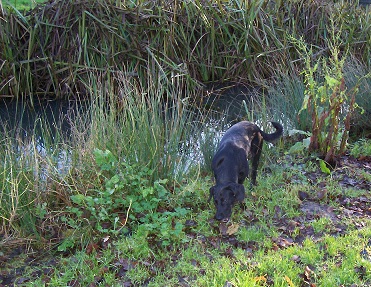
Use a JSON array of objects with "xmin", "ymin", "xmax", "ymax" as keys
[{"xmin": 209, "ymin": 121, "xmax": 283, "ymax": 221}]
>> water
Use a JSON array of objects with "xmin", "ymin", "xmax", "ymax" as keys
[
  {"xmin": 0, "ymin": 84, "xmax": 275, "ymax": 177},
  {"xmin": 0, "ymin": 99, "xmax": 76, "ymax": 140},
  {"xmin": 0, "ymin": 99, "xmax": 80, "ymax": 178}
]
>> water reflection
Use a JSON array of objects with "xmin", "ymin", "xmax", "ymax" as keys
[
  {"xmin": 0, "ymin": 99, "xmax": 79, "ymax": 178},
  {"xmin": 0, "ymin": 99, "xmax": 75, "ymax": 141}
]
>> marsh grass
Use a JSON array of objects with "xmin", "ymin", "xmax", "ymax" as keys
[
  {"xmin": 1, "ymin": 0, "xmax": 370, "ymax": 101},
  {"xmin": 0, "ymin": 68, "xmax": 206, "ymax": 241},
  {"xmin": 0, "ymin": 121, "xmax": 69, "ymax": 238},
  {"xmin": 1, "ymin": 0, "xmax": 371, "ymax": 285},
  {"xmin": 78, "ymin": 69, "xmax": 201, "ymax": 181},
  {"xmin": 267, "ymin": 74, "xmax": 308, "ymax": 131},
  {"xmin": 344, "ymin": 57, "xmax": 371, "ymax": 133}
]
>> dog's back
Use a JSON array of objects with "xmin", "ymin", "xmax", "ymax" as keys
[
  {"xmin": 216, "ymin": 122, "xmax": 255, "ymax": 158},
  {"xmin": 217, "ymin": 121, "xmax": 282, "ymax": 157}
]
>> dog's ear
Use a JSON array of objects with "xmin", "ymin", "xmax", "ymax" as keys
[
  {"xmin": 230, "ymin": 183, "xmax": 245, "ymax": 202},
  {"xmin": 208, "ymin": 186, "xmax": 215, "ymax": 203}
]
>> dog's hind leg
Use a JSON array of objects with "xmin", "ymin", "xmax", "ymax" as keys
[{"xmin": 250, "ymin": 133, "xmax": 263, "ymax": 186}]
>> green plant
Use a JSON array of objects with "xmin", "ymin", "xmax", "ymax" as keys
[
  {"xmin": 81, "ymin": 70, "xmax": 198, "ymax": 181},
  {"xmin": 66, "ymin": 148, "xmax": 189, "ymax": 246},
  {"xmin": 0, "ymin": 117, "xmax": 72, "ymax": 238},
  {"xmin": 3, "ymin": 0, "xmax": 45, "ymax": 11},
  {"xmin": 294, "ymin": 26, "xmax": 364, "ymax": 166},
  {"xmin": 268, "ymin": 74, "xmax": 309, "ymax": 131},
  {"xmin": 287, "ymin": 129, "xmax": 312, "ymax": 154},
  {"xmin": 0, "ymin": 147, "xmax": 37, "ymax": 236},
  {"xmin": 311, "ymin": 217, "xmax": 333, "ymax": 233},
  {"xmin": 350, "ymin": 139, "xmax": 371, "ymax": 158},
  {"xmin": 344, "ymin": 57, "xmax": 371, "ymax": 133}
]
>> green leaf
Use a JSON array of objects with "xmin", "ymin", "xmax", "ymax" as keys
[
  {"xmin": 58, "ymin": 237, "xmax": 75, "ymax": 252},
  {"xmin": 154, "ymin": 181, "xmax": 168, "ymax": 198},
  {"xmin": 142, "ymin": 187, "xmax": 154, "ymax": 198},
  {"xmin": 325, "ymin": 75, "xmax": 340, "ymax": 88},
  {"xmin": 303, "ymin": 137, "xmax": 311, "ymax": 149},
  {"xmin": 174, "ymin": 207, "xmax": 189, "ymax": 216},
  {"xmin": 93, "ymin": 149, "xmax": 117, "ymax": 171},
  {"xmin": 70, "ymin": 194, "xmax": 88, "ymax": 205},
  {"xmin": 319, "ymin": 159, "xmax": 331, "ymax": 175},
  {"xmin": 288, "ymin": 139, "xmax": 311, "ymax": 154}
]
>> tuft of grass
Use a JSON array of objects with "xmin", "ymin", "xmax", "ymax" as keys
[
  {"xmin": 267, "ymin": 74, "xmax": 309, "ymax": 131},
  {"xmin": 0, "ymin": 110, "xmax": 73, "ymax": 238},
  {"xmin": 345, "ymin": 57, "xmax": 371, "ymax": 133},
  {"xmin": 350, "ymin": 139, "xmax": 371, "ymax": 158},
  {"xmin": 0, "ymin": 67, "xmax": 206, "ymax": 243},
  {"xmin": 78, "ymin": 69, "xmax": 201, "ymax": 181}
]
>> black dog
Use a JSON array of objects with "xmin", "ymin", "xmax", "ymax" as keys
[{"xmin": 209, "ymin": 121, "xmax": 283, "ymax": 221}]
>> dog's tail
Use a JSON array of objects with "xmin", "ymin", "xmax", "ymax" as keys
[{"xmin": 260, "ymin": 121, "xmax": 283, "ymax": 143}]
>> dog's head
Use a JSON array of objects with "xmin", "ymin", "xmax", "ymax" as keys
[{"xmin": 208, "ymin": 183, "xmax": 245, "ymax": 221}]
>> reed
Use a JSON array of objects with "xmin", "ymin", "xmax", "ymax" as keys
[
  {"xmin": 1, "ymin": 0, "xmax": 370, "ymax": 101},
  {"xmin": 76, "ymin": 68, "xmax": 200, "ymax": 180},
  {"xmin": 1, "ymin": 0, "xmax": 371, "ymax": 242},
  {"xmin": 344, "ymin": 56, "xmax": 371, "ymax": 134},
  {"xmin": 0, "ymin": 118, "xmax": 67, "ymax": 237},
  {"xmin": 0, "ymin": 67, "xmax": 204, "ymax": 238},
  {"xmin": 267, "ymin": 74, "xmax": 309, "ymax": 131}
]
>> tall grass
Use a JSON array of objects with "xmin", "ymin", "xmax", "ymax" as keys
[
  {"xmin": 266, "ymin": 55, "xmax": 371, "ymax": 136},
  {"xmin": 79, "ymin": 69, "xmax": 201, "ymax": 180},
  {"xmin": 267, "ymin": 74, "xmax": 308, "ymax": 132},
  {"xmin": 1, "ymin": 0, "xmax": 371, "ymax": 242},
  {"xmin": 344, "ymin": 56, "xmax": 371, "ymax": 134},
  {"xmin": 0, "ymin": 115, "xmax": 70, "ymax": 238},
  {"xmin": 0, "ymin": 68, "xmax": 205, "ymax": 240},
  {"xmin": 1, "ymin": 0, "xmax": 370, "ymax": 100}
]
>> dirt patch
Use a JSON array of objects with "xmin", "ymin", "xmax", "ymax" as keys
[{"xmin": 300, "ymin": 201, "xmax": 338, "ymax": 222}]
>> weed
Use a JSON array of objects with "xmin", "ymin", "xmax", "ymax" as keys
[
  {"xmin": 311, "ymin": 217, "xmax": 333, "ymax": 234},
  {"xmin": 268, "ymin": 74, "xmax": 309, "ymax": 131},
  {"xmin": 350, "ymin": 139, "xmax": 371, "ymax": 158},
  {"xmin": 81, "ymin": 70, "xmax": 199, "ymax": 181},
  {"xmin": 2, "ymin": 1, "xmax": 371, "ymax": 286},
  {"xmin": 64, "ymin": 148, "xmax": 190, "ymax": 248},
  {"xmin": 345, "ymin": 57, "xmax": 371, "ymax": 133},
  {"xmin": 1, "ymin": 0, "xmax": 370, "ymax": 101},
  {"xmin": 125, "ymin": 264, "xmax": 151, "ymax": 286},
  {"xmin": 293, "ymin": 24, "xmax": 368, "ymax": 165}
]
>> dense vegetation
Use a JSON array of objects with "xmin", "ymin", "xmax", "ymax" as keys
[
  {"xmin": 1, "ymin": 0, "xmax": 371, "ymax": 286},
  {"xmin": 1, "ymin": 0, "xmax": 370, "ymax": 97}
]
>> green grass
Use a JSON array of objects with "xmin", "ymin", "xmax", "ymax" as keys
[
  {"xmin": 2, "ymin": 68, "xmax": 371, "ymax": 286},
  {"xmin": 2, "ymin": 80, "xmax": 370, "ymax": 285},
  {"xmin": 15, "ymin": 221, "xmax": 371, "ymax": 286},
  {"xmin": 2, "ymin": 0, "xmax": 45, "ymax": 10},
  {"xmin": 1, "ymin": 0, "xmax": 370, "ymax": 102}
]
